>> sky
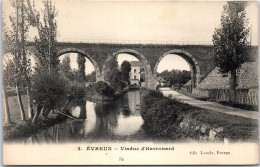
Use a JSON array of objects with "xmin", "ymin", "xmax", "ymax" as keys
[
  {"xmin": 3, "ymin": 0, "xmax": 258, "ymax": 74},
  {"xmin": 58, "ymin": 53, "xmax": 189, "ymax": 75}
]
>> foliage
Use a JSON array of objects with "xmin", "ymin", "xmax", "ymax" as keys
[
  {"xmin": 146, "ymin": 89, "xmax": 164, "ymax": 98},
  {"xmin": 77, "ymin": 53, "xmax": 86, "ymax": 80},
  {"xmin": 86, "ymin": 81, "xmax": 115, "ymax": 98},
  {"xmin": 2, "ymin": 0, "xmax": 32, "ymax": 88},
  {"xmin": 56, "ymin": 54, "xmax": 86, "ymax": 98},
  {"xmin": 212, "ymin": 2, "xmax": 250, "ymax": 102},
  {"xmin": 158, "ymin": 69, "xmax": 191, "ymax": 87},
  {"xmin": 3, "ymin": 59, "xmax": 20, "ymax": 87},
  {"xmin": 58, "ymin": 54, "xmax": 85, "ymax": 82},
  {"xmin": 65, "ymin": 80, "xmax": 86, "ymax": 98},
  {"xmin": 31, "ymin": 67, "xmax": 67, "ymax": 110},
  {"xmin": 104, "ymin": 56, "xmax": 125, "ymax": 91},
  {"xmin": 27, "ymin": 0, "xmax": 59, "ymax": 72},
  {"xmin": 3, "ymin": 0, "xmax": 35, "ymax": 120},
  {"xmin": 121, "ymin": 61, "xmax": 131, "ymax": 83},
  {"xmin": 140, "ymin": 89, "xmax": 258, "ymax": 141},
  {"xmin": 213, "ymin": 2, "xmax": 250, "ymax": 74},
  {"xmin": 85, "ymin": 71, "xmax": 96, "ymax": 82},
  {"xmin": 212, "ymin": 2, "xmax": 250, "ymax": 74},
  {"xmin": 59, "ymin": 54, "xmax": 71, "ymax": 74}
]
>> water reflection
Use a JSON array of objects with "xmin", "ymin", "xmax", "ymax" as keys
[
  {"xmin": 24, "ymin": 90, "xmax": 146, "ymax": 143},
  {"xmin": 69, "ymin": 98, "xmax": 86, "ymax": 119}
]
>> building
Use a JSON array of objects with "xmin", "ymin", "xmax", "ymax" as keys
[
  {"xmin": 129, "ymin": 61, "xmax": 141, "ymax": 87},
  {"xmin": 182, "ymin": 80, "xmax": 192, "ymax": 92},
  {"xmin": 192, "ymin": 62, "xmax": 258, "ymax": 106},
  {"xmin": 157, "ymin": 77, "xmax": 170, "ymax": 87}
]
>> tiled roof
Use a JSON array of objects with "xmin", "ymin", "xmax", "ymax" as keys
[
  {"xmin": 197, "ymin": 62, "xmax": 258, "ymax": 90},
  {"xmin": 183, "ymin": 80, "xmax": 191, "ymax": 86},
  {"xmin": 157, "ymin": 77, "xmax": 169, "ymax": 82},
  {"xmin": 130, "ymin": 61, "xmax": 141, "ymax": 67}
]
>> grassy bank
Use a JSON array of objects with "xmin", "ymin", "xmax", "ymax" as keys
[
  {"xmin": 3, "ymin": 95, "xmax": 30, "ymax": 124},
  {"xmin": 3, "ymin": 95, "xmax": 67, "ymax": 141},
  {"xmin": 140, "ymin": 89, "xmax": 258, "ymax": 142},
  {"xmin": 3, "ymin": 114, "xmax": 66, "ymax": 142}
]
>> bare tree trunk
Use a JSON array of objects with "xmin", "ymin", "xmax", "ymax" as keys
[
  {"xmin": 39, "ymin": 106, "xmax": 46, "ymax": 118},
  {"xmin": 230, "ymin": 69, "xmax": 237, "ymax": 103},
  {"xmin": 21, "ymin": 0, "xmax": 33, "ymax": 119},
  {"xmin": 26, "ymin": 87, "xmax": 33, "ymax": 118},
  {"xmin": 16, "ymin": 83, "xmax": 26, "ymax": 120},
  {"xmin": 42, "ymin": 108, "xmax": 51, "ymax": 119},
  {"xmin": 14, "ymin": 0, "xmax": 25, "ymax": 121},
  {"xmin": 3, "ymin": 88, "xmax": 11, "ymax": 123},
  {"xmin": 32, "ymin": 104, "xmax": 43, "ymax": 123},
  {"xmin": 55, "ymin": 125, "xmax": 59, "ymax": 142}
]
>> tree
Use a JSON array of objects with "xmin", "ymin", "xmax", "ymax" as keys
[
  {"xmin": 158, "ymin": 69, "xmax": 191, "ymax": 87},
  {"xmin": 212, "ymin": 2, "xmax": 250, "ymax": 102},
  {"xmin": 2, "ymin": 0, "xmax": 34, "ymax": 120},
  {"xmin": 3, "ymin": 88, "xmax": 11, "ymax": 124},
  {"xmin": 77, "ymin": 53, "xmax": 86, "ymax": 80},
  {"xmin": 26, "ymin": 0, "xmax": 59, "ymax": 72},
  {"xmin": 85, "ymin": 71, "xmax": 96, "ymax": 82},
  {"xmin": 59, "ymin": 55, "xmax": 71, "ymax": 74},
  {"xmin": 121, "ymin": 61, "xmax": 131, "ymax": 83},
  {"xmin": 104, "ymin": 56, "xmax": 124, "ymax": 91},
  {"xmin": 31, "ymin": 68, "xmax": 67, "ymax": 123},
  {"xmin": 25, "ymin": 0, "xmax": 60, "ymax": 122},
  {"xmin": 2, "ymin": 59, "xmax": 16, "ymax": 123}
]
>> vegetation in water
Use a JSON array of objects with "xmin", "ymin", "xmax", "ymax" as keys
[{"xmin": 85, "ymin": 81, "xmax": 116, "ymax": 100}]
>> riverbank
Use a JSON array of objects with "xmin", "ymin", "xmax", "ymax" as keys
[
  {"xmin": 3, "ymin": 82, "xmax": 130, "ymax": 141},
  {"xmin": 3, "ymin": 95, "xmax": 69, "ymax": 141},
  {"xmin": 3, "ymin": 114, "xmax": 67, "ymax": 142},
  {"xmin": 140, "ymin": 89, "xmax": 258, "ymax": 142}
]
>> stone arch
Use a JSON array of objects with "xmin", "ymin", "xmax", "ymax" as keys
[
  {"xmin": 57, "ymin": 48, "xmax": 102, "ymax": 81},
  {"xmin": 153, "ymin": 49, "xmax": 201, "ymax": 88},
  {"xmin": 102, "ymin": 49, "xmax": 153, "ymax": 88}
]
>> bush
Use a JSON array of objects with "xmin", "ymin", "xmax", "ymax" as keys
[
  {"xmin": 31, "ymin": 70, "xmax": 68, "ymax": 110},
  {"xmin": 65, "ymin": 80, "xmax": 86, "ymax": 98},
  {"xmin": 146, "ymin": 90, "xmax": 164, "ymax": 98},
  {"xmin": 140, "ymin": 90, "xmax": 187, "ymax": 136},
  {"xmin": 86, "ymin": 81, "xmax": 115, "ymax": 98},
  {"xmin": 140, "ymin": 89, "xmax": 258, "ymax": 141}
]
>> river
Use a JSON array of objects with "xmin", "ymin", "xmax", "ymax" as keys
[{"xmin": 23, "ymin": 90, "xmax": 168, "ymax": 143}]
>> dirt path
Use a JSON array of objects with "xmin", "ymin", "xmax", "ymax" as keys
[{"xmin": 159, "ymin": 87, "xmax": 259, "ymax": 120}]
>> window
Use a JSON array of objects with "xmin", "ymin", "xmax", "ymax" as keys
[
  {"xmin": 134, "ymin": 69, "xmax": 136, "ymax": 73},
  {"xmin": 134, "ymin": 76, "xmax": 136, "ymax": 79}
]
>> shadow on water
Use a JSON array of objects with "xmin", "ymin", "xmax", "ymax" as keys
[{"xmin": 23, "ymin": 90, "xmax": 171, "ymax": 143}]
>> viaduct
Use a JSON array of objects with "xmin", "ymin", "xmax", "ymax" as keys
[{"xmin": 27, "ymin": 42, "xmax": 257, "ymax": 90}]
